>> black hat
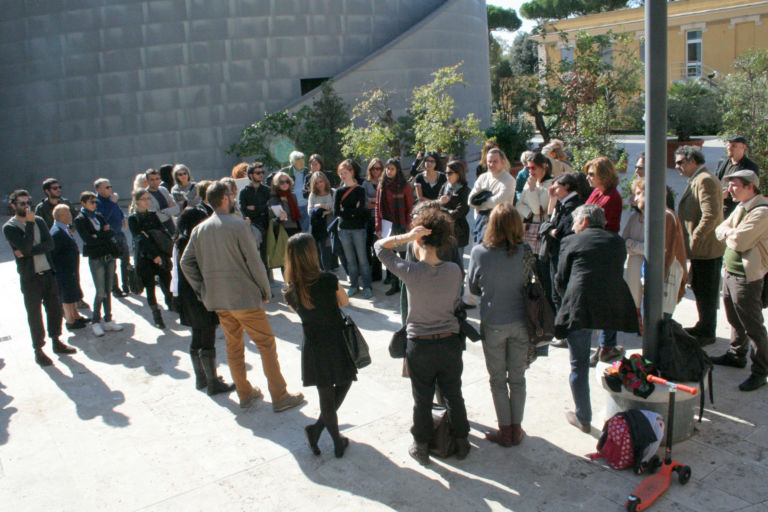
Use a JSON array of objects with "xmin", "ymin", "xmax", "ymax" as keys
[{"xmin": 728, "ymin": 135, "xmax": 748, "ymax": 144}]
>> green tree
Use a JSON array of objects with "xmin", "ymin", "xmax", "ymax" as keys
[
  {"xmin": 509, "ymin": 32, "xmax": 539, "ymax": 76},
  {"xmin": 520, "ymin": 0, "xmax": 634, "ymax": 20},
  {"xmin": 567, "ymin": 98, "xmax": 627, "ymax": 172},
  {"xmin": 719, "ymin": 48, "xmax": 768, "ymax": 193},
  {"xmin": 488, "ymin": 5, "xmax": 522, "ymax": 107},
  {"xmin": 340, "ymin": 89, "xmax": 400, "ymax": 160},
  {"xmin": 667, "ymin": 81, "xmax": 722, "ymax": 141},
  {"xmin": 227, "ymin": 83, "xmax": 350, "ymax": 169},
  {"xmin": 409, "ymin": 62, "xmax": 484, "ymax": 157}
]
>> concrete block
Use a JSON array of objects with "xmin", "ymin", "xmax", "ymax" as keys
[
  {"xmin": 145, "ymin": 0, "xmax": 188, "ymax": 23},
  {"xmin": 179, "ymin": 106, "xmax": 220, "ymax": 128},
  {"xmin": 306, "ymin": 35, "xmax": 341, "ymax": 57},
  {"xmin": 266, "ymin": 78, "xmax": 298, "ymax": 99},
  {"xmin": 179, "ymin": 127, "xmax": 214, "ymax": 150},
  {"xmin": 269, "ymin": 37, "xmax": 306, "ymax": 58},
  {"xmin": 101, "ymin": 26, "xmax": 144, "ymax": 51},
  {"xmin": 143, "ymin": 66, "xmax": 182, "ymax": 90},
  {"xmin": 60, "ymin": 76, "xmax": 98, "ymax": 100},
  {"xmin": 0, "ymin": 63, "xmax": 26, "ymax": 87},
  {"xmin": 340, "ymin": 34, "xmax": 372, "ymax": 55},
  {"xmin": 271, "ymin": 16, "xmax": 305, "ymax": 37},
  {"xmin": 189, "ymin": 40, "xmax": 226, "ymax": 64},
  {"xmin": 181, "ymin": 63, "xmax": 224, "ymax": 86},
  {"xmin": 188, "ymin": 0, "xmax": 230, "ymax": 20},
  {"xmin": 224, "ymin": 103, "xmax": 259, "ymax": 125},
  {"xmin": 344, "ymin": 15, "xmax": 373, "ymax": 35},
  {"xmin": 101, "ymin": 93, "xmax": 138, "ymax": 117},
  {"xmin": 189, "ymin": 19, "xmax": 228, "ymax": 42},
  {"xmin": 0, "ymin": 19, "xmax": 27, "ymax": 44},
  {"xmin": 0, "ymin": 42, "xmax": 24, "ymax": 66},
  {"xmin": 178, "ymin": 86, "xmax": 209, "ymax": 108},
  {"xmin": 1, "ymin": 0, "xmax": 24, "ymax": 19},
  {"xmin": 101, "ymin": 3, "xmax": 143, "ymax": 27},
  {"xmin": 227, "ymin": 61, "xmax": 256, "ymax": 82},
  {"xmin": 63, "ymin": 53, "xmax": 100, "ymax": 76},
  {"xmin": 63, "ymin": 30, "xmax": 100, "ymax": 53},
  {"xmin": 145, "ymin": 44, "xmax": 184, "ymax": 69},
  {"xmin": 139, "ymin": 110, "xmax": 180, "ymax": 134},
  {"xmin": 230, "ymin": 38, "xmax": 268, "ymax": 60},
  {"xmin": 138, "ymin": 88, "xmax": 179, "ymax": 113},
  {"xmin": 274, "ymin": 0, "xmax": 311, "ymax": 15},
  {"xmin": 229, "ymin": 17, "xmax": 271, "ymax": 40},
  {"xmin": 26, "ymin": 35, "xmax": 63, "ymax": 60},
  {"xmin": 60, "ymin": 8, "xmax": 100, "ymax": 32},
  {"xmin": 224, "ymin": 82, "xmax": 261, "ymax": 104},
  {"xmin": 0, "ymin": 86, "xmax": 25, "ymax": 109},
  {"xmin": 232, "ymin": 0, "xmax": 270, "ymax": 17},
  {"xmin": 98, "ymin": 136, "xmax": 136, "ymax": 159},
  {"xmin": 61, "ymin": 97, "xmax": 101, "ymax": 121},
  {"xmin": 58, "ymin": 119, "xmax": 100, "ymax": 142},
  {"xmin": 144, "ymin": 22, "xmax": 186, "ymax": 46},
  {"xmin": 307, "ymin": 14, "xmax": 341, "ymax": 35},
  {"xmin": 25, "ymin": 58, "xmax": 63, "ymax": 83},
  {"xmin": 102, "ymin": 48, "xmax": 142, "ymax": 72},
  {"xmin": 345, "ymin": 0, "xmax": 374, "ymax": 15},
  {"xmin": 99, "ymin": 71, "xmax": 140, "ymax": 95},
  {"xmin": 270, "ymin": 58, "xmax": 302, "ymax": 79},
  {"xmin": 101, "ymin": 115, "xmax": 137, "ymax": 138},
  {"xmin": 136, "ymin": 131, "xmax": 179, "ymax": 154},
  {"xmin": 25, "ymin": 14, "xmax": 59, "ymax": 35},
  {"xmin": 304, "ymin": 55, "xmax": 344, "ymax": 77}
]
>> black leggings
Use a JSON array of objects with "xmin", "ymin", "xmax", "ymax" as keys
[
  {"xmin": 137, "ymin": 258, "xmax": 171, "ymax": 307},
  {"xmin": 313, "ymin": 381, "xmax": 352, "ymax": 441},
  {"xmin": 190, "ymin": 326, "xmax": 216, "ymax": 352}
]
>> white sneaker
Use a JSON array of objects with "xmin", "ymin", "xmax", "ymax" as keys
[
  {"xmin": 102, "ymin": 321, "xmax": 123, "ymax": 332},
  {"xmin": 92, "ymin": 322, "xmax": 105, "ymax": 337}
]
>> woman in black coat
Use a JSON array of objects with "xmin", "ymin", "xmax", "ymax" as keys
[
  {"xmin": 128, "ymin": 188, "xmax": 173, "ymax": 329},
  {"xmin": 438, "ymin": 160, "xmax": 470, "ymax": 251},
  {"xmin": 175, "ymin": 206, "xmax": 235, "ymax": 395}
]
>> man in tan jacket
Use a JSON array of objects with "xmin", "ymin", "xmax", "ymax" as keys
[
  {"xmin": 713, "ymin": 170, "xmax": 768, "ymax": 391},
  {"xmin": 181, "ymin": 181, "xmax": 304, "ymax": 410},
  {"xmin": 675, "ymin": 146, "xmax": 725, "ymax": 345}
]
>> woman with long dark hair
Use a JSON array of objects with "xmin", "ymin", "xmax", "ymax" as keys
[
  {"xmin": 438, "ymin": 160, "xmax": 470, "ymax": 253},
  {"xmin": 128, "ymin": 188, "xmax": 173, "ymax": 329},
  {"xmin": 413, "ymin": 150, "xmax": 447, "ymax": 201},
  {"xmin": 468, "ymin": 203, "xmax": 529, "ymax": 447},
  {"xmin": 175, "ymin": 206, "xmax": 235, "ymax": 395},
  {"xmin": 284, "ymin": 234, "xmax": 356, "ymax": 458},
  {"xmin": 375, "ymin": 158, "xmax": 414, "ymax": 295}
]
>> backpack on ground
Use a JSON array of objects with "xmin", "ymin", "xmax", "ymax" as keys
[
  {"xmin": 589, "ymin": 409, "xmax": 664, "ymax": 473},
  {"xmin": 655, "ymin": 317, "xmax": 714, "ymax": 421}
]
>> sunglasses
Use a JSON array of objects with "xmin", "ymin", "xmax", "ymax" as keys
[
  {"xmin": 279, "ymin": 180, "xmax": 291, "ymax": 185},
  {"xmin": 252, "ymin": 171, "xmax": 264, "ymax": 175},
  {"xmin": 445, "ymin": 171, "xmax": 456, "ymax": 175},
  {"xmin": 15, "ymin": 200, "xmax": 31, "ymax": 206},
  {"xmin": 526, "ymin": 166, "xmax": 536, "ymax": 171},
  {"xmin": 424, "ymin": 159, "xmax": 436, "ymax": 164},
  {"xmin": 104, "ymin": 185, "xmax": 112, "ymax": 189},
  {"xmin": 371, "ymin": 166, "xmax": 382, "ymax": 171},
  {"xmin": 49, "ymin": 185, "xmax": 61, "ymax": 191},
  {"xmin": 177, "ymin": 172, "xmax": 188, "ymax": 176}
]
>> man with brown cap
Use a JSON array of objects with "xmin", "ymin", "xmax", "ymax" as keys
[
  {"xmin": 713, "ymin": 170, "xmax": 768, "ymax": 392},
  {"xmin": 716, "ymin": 135, "xmax": 760, "ymax": 218}
]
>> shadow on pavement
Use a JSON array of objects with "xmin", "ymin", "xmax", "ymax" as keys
[
  {"xmin": 44, "ymin": 356, "xmax": 130, "ymax": 427},
  {"xmin": 0, "ymin": 358, "xmax": 18, "ymax": 445}
]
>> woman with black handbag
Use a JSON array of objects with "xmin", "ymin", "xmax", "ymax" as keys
[
  {"xmin": 375, "ymin": 209, "xmax": 470, "ymax": 466},
  {"xmin": 128, "ymin": 188, "xmax": 173, "ymax": 329},
  {"xmin": 467, "ymin": 203, "xmax": 529, "ymax": 448},
  {"xmin": 283, "ymin": 233, "xmax": 356, "ymax": 458},
  {"xmin": 74, "ymin": 191, "xmax": 124, "ymax": 337}
]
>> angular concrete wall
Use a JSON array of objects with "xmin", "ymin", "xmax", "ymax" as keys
[{"xmin": 0, "ymin": 0, "xmax": 489, "ymax": 200}]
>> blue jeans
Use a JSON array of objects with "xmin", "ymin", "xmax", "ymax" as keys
[
  {"xmin": 567, "ymin": 328, "xmax": 593, "ymax": 424},
  {"xmin": 338, "ymin": 228, "xmax": 371, "ymax": 290},
  {"xmin": 599, "ymin": 329, "xmax": 617, "ymax": 349}
]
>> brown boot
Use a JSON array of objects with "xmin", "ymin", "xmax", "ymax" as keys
[
  {"xmin": 510, "ymin": 424, "xmax": 525, "ymax": 446},
  {"xmin": 485, "ymin": 425, "xmax": 514, "ymax": 447}
]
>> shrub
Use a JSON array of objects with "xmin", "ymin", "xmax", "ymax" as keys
[
  {"xmin": 485, "ymin": 115, "xmax": 534, "ymax": 163},
  {"xmin": 667, "ymin": 81, "xmax": 722, "ymax": 141}
]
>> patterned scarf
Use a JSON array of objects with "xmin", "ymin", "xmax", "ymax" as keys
[{"xmin": 277, "ymin": 189, "xmax": 302, "ymax": 222}]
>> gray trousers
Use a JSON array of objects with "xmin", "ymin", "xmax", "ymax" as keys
[
  {"xmin": 481, "ymin": 321, "xmax": 529, "ymax": 425},
  {"xmin": 723, "ymin": 271, "xmax": 768, "ymax": 377}
]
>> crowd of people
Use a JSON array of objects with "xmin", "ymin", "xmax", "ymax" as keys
[{"xmin": 4, "ymin": 134, "xmax": 768, "ymax": 465}]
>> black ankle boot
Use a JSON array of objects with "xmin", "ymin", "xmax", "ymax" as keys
[
  {"xmin": 151, "ymin": 305, "xmax": 165, "ymax": 329},
  {"xmin": 190, "ymin": 349, "xmax": 207, "ymax": 391},
  {"xmin": 199, "ymin": 349, "xmax": 236, "ymax": 396},
  {"xmin": 333, "ymin": 436, "xmax": 349, "ymax": 458},
  {"xmin": 385, "ymin": 281, "xmax": 400, "ymax": 296}
]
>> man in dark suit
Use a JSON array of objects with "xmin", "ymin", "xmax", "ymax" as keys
[
  {"xmin": 34, "ymin": 177, "xmax": 78, "ymax": 229},
  {"xmin": 555, "ymin": 204, "xmax": 639, "ymax": 433},
  {"xmin": 3, "ymin": 190, "xmax": 76, "ymax": 367},
  {"xmin": 50, "ymin": 204, "xmax": 89, "ymax": 331},
  {"xmin": 715, "ymin": 135, "xmax": 759, "ymax": 218}
]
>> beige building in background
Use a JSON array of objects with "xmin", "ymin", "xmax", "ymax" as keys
[{"xmin": 534, "ymin": 0, "xmax": 768, "ymax": 88}]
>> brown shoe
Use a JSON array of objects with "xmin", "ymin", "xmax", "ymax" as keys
[
  {"xmin": 239, "ymin": 387, "xmax": 263, "ymax": 409},
  {"xmin": 272, "ymin": 392, "xmax": 305, "ymax": 412},
  {"xmin": 510, "ymin": 424, "xmax": 525, "ymax": 446},
  {"xmin": 599, "ymin": 346, "xmax": 624, "ymax": 363},
  {"xmin": 485, "ymin": 425, "xmax": 514, "ymax": 447}
]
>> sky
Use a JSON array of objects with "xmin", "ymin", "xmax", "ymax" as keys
[{"xmin": 487, "ymin": 0, "xmax": 537, "ymax": 46}]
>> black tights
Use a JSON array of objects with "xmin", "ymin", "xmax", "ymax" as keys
[
  {"xmin": 313, "ymin": 381, "xmax": 352, "ymax": 443},
  {"xmin": 190, "ymin": 326, "xmax": 216, "ymax": 352}
]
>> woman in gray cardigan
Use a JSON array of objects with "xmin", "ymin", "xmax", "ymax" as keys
[{"xmin": 467, "ymin": 203, "xmax": 529, "ymax": 447}]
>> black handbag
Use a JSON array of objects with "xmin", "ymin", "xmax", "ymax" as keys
[
  {"xmin": 429, "ymin": 406, "xmax": 456, "ymax": 458},
  {"xmin": 470, "ymin": 189, "xmax": 493, "ymax": 206},
  {"xmin": 521, "ymin": 244, "xmax": 555, "ymax": 345},
  {"xmin": 126, "ymin": 264, "xmax": 144, "ymax": 294},
  {"xmin": 148, "ymin": 228, "xmax": 173, "ymax": 256},
  {"xmin": 389, "ymin": 326, "xmax": 407, "ymax": 358},
  {"xmin": 342, "ymin": 312, "xmax": 371, "ymax": 369}
]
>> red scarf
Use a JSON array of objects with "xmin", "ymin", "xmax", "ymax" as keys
[{"xmin": 277, "ymin": 189, "xmax": 301, "ymax": 222}]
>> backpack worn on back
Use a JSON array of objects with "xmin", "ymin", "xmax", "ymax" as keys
[{"xmin": 655, "ymin": 318, "xmax": 713, "ymax": 421}]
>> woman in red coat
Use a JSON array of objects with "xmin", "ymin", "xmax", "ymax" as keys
[{"xmin": 375, "ymin": 159, "xmax": 414, "ymax": 295}]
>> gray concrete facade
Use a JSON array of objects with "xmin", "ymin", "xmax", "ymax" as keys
[{"xmin": 0, "ymin": 0, "xmax": 491, "ymax": 200}]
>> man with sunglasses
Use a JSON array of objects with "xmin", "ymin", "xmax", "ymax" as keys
[
  {"xmin": 676, "ymin": 146, "xmax": 725, "ymax": 346},
  {"xmin": 239, "ymin": 162, "xmax": 271, "ymax": 256},
  {"xmin": 34, "ymin": 178, "xmax": 78, "ymax": 229},
  {"xmin": 95, "ymin": 178, "xmax": 130, "ymax": 297},
  {"xmin": 4, "ymin": 189, "xmax": 76, "ymax": 367}
]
